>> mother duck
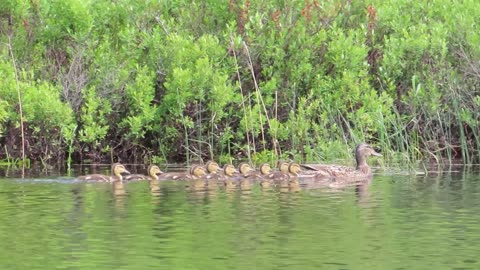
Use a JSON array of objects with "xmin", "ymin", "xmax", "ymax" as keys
[{"xmin": 301, "ymin": 143, "xmax": 381, "ymax": 180}]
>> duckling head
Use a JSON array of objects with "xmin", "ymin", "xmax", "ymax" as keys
[
  {"xmin": 205, "ymin": 161, "xmax": 221, "ymax": 173},
  {"xmin": 112, "ymin": 163, "xmax": 130, "ymax": 181},
  {"xmin": 259, "ymin": 163, "xmax": 272, "ymax": 175},
  {"xmin": 277, "ymin": 161, "xmax": 290, "ymax": 173},
  {"xmin": 288, "ymin": 162, "xmax": 301, "ymax": 175},
  {"xmin": 223, "ymin": 164, "xmax": 237, "ymax": 177},
  {"xmin": 148, "ymin": 165, "xmax": 164, "ymax": 180},
  {"xmin": 190, "ymin": 165, "xmax": 207, "ymax": 178},
  {"xmin": 238, "ymin": 162, "xmax": 255, "ymax": 176}
]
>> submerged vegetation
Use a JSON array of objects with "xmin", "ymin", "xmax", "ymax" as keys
[{"xmin": 0, "ymin": 0, "xmax": 479, "ymax": 166}]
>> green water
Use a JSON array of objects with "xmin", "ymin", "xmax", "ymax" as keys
[{"xmin": 1, "ymin": 167, "xmax": 480, "ymax": 270}]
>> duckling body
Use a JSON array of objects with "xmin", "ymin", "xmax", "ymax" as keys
[
  {"xmin": 254, "ymin": 163, "xmax": 275, "ymax": 188},
  {"xmin": 205, "ymin": 161, "xmax": 222, "ymax": 176},
  {"xmin": 270, "ymin": 162, "xmax": 301, "ymax": 189},
  {"xmin": 185, "ymin": 165, "xmax": 209, "ymax": 188},
  {"xmin": 77, "ymin": 163, "xmax": 130, "ymax": 183},
  {"xmin": 160, "ymin": 165, "xmax": 207, "ymax": 180},
  {"xmin": 124, "ymin": 165, "xmax": 163, "ymax": 182},
  {"xmin": 221, "ymin": 164, "xmax": 240, "ymax": 189},
  {"xmin": 301, "ymin": 143, "xmax": 381, "ymax": 181},
  {"xmin": 238, "ymin": 162, "xmax": 255, "ymax": 189},
  {"xmin": 203, "ymin": 161, "xmax": 223, "ymax": 189}
]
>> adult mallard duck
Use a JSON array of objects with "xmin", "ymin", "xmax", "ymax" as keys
[
  {"xmin": 124, "ymin": 165, "xmax": 163, "ymax": 182},
  {"xmin": 302, "ymin": 143, "xmax": 381, "ymax": 180},
  {"xmin": 77, "ymin": 163, "xmax": 130, "ymax": 182}
]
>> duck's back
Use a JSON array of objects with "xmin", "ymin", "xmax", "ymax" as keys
[{"xmin": 301, "ymin": 164, "xmax": 368, "ymax": 180}]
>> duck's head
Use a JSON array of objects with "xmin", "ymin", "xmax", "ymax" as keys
[
  {"xmin": 288, "ymin": 162, "xmax": 301, "ymax": 175},
  {"xmin": 277, "ymin": 161, "xmax": 289, "ymax": 173},
  {"xmin": 238, "ymin": 162, "xmax": 255, "ymax": 176},
  {"xmin": 259, "ymin": 163, "xmax": 272, "ymax": 175},
  {"xmin": 205, "ymin": 161, "xmax": 221, "ymax": 173},
  {"xmin": 355, "ymin": 143, "xmax": 382, "ymax": 165},
  {"xmin": 190, "ymin": 165, "xmax": 207, "ymax": 178},
  {"xmin": 148, "ymin": 165, "xmax": 164, "ymax": 179},
  {"xmin": 112, "ymin": 163, "xmax": 130, "ymax": 180},
  {"xmin": 223, "ymin": 164, "xmax": 237, "ymax": 177}
]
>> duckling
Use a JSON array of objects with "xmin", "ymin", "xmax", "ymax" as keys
[
  {"xmin": 277, "ymin": 161, "xmax": 290, "ymax": 173},
  {"xmin": 271, "ymin": 162, "xmax": 300, "ymax": 189},
  {"xmin": 302, "ymin": 143, "xmax": 382, "ymax": 180},
  {"xmin": 222, "ymin": 164, "xmax": 239, "ymax": 189},
  {"xmin": 77, "ymin": 163, "xmax": 130, "ymax": 182},
  {"xmin": 239, "ymin": 163, "xmax": 270, "ymax": 179},
  {"xmin": 188, "ymin": 165, "xmax": 209, "ymax": 189},
  {"xmin": 124, "ymin": 165, "xmax": 163, "ymax": 182},
  {"xmin": 238, "ymin": 162, "xmax": 256, "ymax": 190},
  {"xmin": 254, "ymin": 163, "xmax": 275, "ymax": 188},
  {"xmin": 203, "ymin": 161, "xmax": 222, "ymax": 189},
  {"xmin": 160, "ymin": 165, "xmax": 207, "ymax": 180},
  {"xmin": 205, "ymin": 161, "xmax": 222, "ymax": 175}
]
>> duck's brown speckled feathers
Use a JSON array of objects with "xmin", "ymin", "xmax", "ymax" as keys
[{"xmin": 301, "ymin": 143, "xmax": 381, "ymax": 180}]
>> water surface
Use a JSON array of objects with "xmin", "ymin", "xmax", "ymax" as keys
[{"xmin": 0, "ymin": 165, "xmax": 479, "ymax": 269}]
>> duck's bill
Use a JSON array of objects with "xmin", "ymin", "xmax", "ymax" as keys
[{"xmin": 372, "ymin": 151, "xmax": 382, "ymax": 157}]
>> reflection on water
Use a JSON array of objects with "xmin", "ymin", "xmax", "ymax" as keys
[{"xmin": 0, "ymin": 166, "xmax": 479, "ymax": 269}]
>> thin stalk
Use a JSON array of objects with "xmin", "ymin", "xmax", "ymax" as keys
[
  {"xmin": 176, "ymin": 87, "xmax": 190, "ymax": 165},
  {"xmin": 243, "ymin": 42, "xmax": 272, "ymax": 150},
  {"xmin": 197, "ymin": 101, "xmax": 202, "ymax": 157},
  {"xmin": 6, "ymin": 36, "xmax": 26, "ymax": 167},
  {"xmin": 230, "ymin": 36, "xmax": 252, "ymax": 163},
  {"xmin": 210, "ymin": 111, "xmax": 216, "ymax": 160},
  {"xmin": 274, "ymin": 90, "xmax": 280, "ymax": 157}
]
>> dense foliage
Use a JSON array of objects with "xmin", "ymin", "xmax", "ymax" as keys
[{"xmin": 0, "ymin": 0, "xmax": 479, "ymax": 165}]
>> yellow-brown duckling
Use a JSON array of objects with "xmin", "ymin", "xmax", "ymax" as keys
[
  {"xmin": 238, "ymin": 162, "xmax": 256, "ymax": 189},
  {"xmin": 204, "ymin": 160, "xmax": 223, "ymax": 181},
  {"xmin": 277, "ymin": 161, "xmax": 290, "ymax": 173},
  {"xmin": 223, "ymin": 164, "xmax": 239, "ymax": 189},
  {"xmin": 203, "ymin": 161, "xmax": 223, "ymax": 189},
  {"xmin": 77, "ymin": 163, "xmax": 130, "ymax": 183},
  {"xmin": 124, "ymin": 165, "xmax": 163, "ymax": 182},
  {"xmin": 302, "ymin": 143, "xmax": 381, "ymax": 180},
  {"xmin": 188, "ymin": 165, "xmax": 209, "ymax": 189},
  {"xmin": 161, "ymin": 165, "xmax": 207, "ymax": 180},
  {"xmin": 255, "ymin": 163, "xmax": 275, "ymax": 188},
  {"xmin": 205, "ymin": 161, "xmax": 222, "ymax": 175},
  {"xmin": 269, "ymin": 162, "xmax": 300, "ymax": 189}
]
